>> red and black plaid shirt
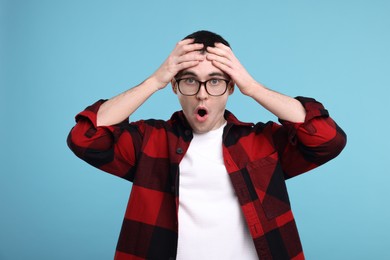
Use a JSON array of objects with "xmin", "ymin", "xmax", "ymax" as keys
[{"xmin": 67, "ymin": 96, "xmax": 346, "ymax": 260}]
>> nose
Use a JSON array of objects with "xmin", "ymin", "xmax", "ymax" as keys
[{"xmin": 196, "ymin": 83, "xmax": 208, "ymax": 100}]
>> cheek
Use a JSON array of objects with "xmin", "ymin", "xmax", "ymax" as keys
[
  {"xmin": 215, "ymin": 97, "xmax": 229, "ymax": 110},
  {"xmin": 178, "ymin": 96, "xmax": 194, "ymax": 112}
]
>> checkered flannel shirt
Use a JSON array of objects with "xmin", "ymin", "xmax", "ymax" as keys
[{"xmin": 67, "ymin": 96, "xmax": 346, "ymax": 260}]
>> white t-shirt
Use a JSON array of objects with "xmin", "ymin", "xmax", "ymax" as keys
[{"xmin": 177, "ymin": 123, "xmax": 258, "ymax": 260}]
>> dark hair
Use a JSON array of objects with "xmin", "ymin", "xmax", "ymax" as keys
[{"xmin": 183, "ymin": 30, "xmax": 230, "ymax": 53}]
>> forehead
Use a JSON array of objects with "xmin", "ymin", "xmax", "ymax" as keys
[{"xmin": 176, "ymin": 59, "xmax": 229, "ymax": 79}]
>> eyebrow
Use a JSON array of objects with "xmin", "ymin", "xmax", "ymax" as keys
[{"xmin": 177, "ymin": 70, "xmax": 229, "ymax": 79}]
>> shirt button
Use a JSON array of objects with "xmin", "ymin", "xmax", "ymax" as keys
[{"xmin": 176, "ymin": 148, "xmax": 183, "ymax": 154}]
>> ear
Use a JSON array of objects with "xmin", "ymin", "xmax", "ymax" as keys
[
  {"xmin": 228, "ymin": 81, "xmax": 235, "ymax": 95},
  {"xmin": 171, "ymin": 79, "xmax": 178, "ymax": 94}
]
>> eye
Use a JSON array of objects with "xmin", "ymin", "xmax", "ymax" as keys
[
  {"xmin": 183, "ymin": 78, "xmax": 197, "ymax": 85},
  {"xmin": 209, "ymin": 78, "xmax": 222, "ymax": 86}
]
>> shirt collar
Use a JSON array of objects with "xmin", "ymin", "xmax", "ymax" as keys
[
  {"xmin": 224, "ymin": 110, "xmax": 254, "ymax": 127},
  {"xmin": 170, "ymin": 110, "xmax": 254, "ymax": 129}
]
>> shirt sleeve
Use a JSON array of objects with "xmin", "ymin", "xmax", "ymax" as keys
[
  {"xmin": 274, "ymin": 96, "xmax": 347, "ymax": 179},
  {"xmin": 67, "ymin": 100, "xmax": 143, "ymax": 181}
]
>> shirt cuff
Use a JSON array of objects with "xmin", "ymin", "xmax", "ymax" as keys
[
  {"xmin": 74, "ymin": 99, "xmax": 129, "ymax": 142},
  {"xmin": 278, "ymin": 96, "xmax": 330, "ymax": 143},
  {"xmin": 278, "ymin": 96, "xmax": 329, "ymax": 125}
]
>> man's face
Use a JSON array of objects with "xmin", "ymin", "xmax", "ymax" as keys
[{"xmin": 172, "ymin": 57, "xmax": 234, "ymax": 134}]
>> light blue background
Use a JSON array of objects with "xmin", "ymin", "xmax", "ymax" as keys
[{"xmin": 1, "ymin": 0, "xmax": 389, "ymax": 259}]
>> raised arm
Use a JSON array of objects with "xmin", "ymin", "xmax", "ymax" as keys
[
  {"xmin": 206, "ymin": 43, "xmax": 346, "ymax": 177},
  {"xmin": 67, "ymin": 39, "xmax": 205, "ymax": 179},
  {"xmin": 206, "ymin": 43, "xmax": 306, "ymax": 123},
  {"xmin": 97, "ymin": 39, "xmax": 205, "ymax": 126}
]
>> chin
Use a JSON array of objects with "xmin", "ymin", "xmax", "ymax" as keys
[{"xmin": 192, "ymin": 125, "xmax": 209, "ymax": 134}]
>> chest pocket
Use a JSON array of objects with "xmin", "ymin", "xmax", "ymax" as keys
[{"xmin": 246, "ymin": 152, "xmax": 291, "ymax": 219}]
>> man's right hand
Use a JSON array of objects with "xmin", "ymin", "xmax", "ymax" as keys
[{"xmin": 151, "ymin": 38, "xmax": 205, "ymax": 90}]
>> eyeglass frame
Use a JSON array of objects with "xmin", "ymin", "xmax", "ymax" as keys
[{"xmin": 174, "ymin": 78, "xmax": 231, "ymax": 96}]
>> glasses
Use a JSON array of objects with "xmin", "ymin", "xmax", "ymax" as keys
[{"xmin": 175, "ymin": 78, "xmax": 230, "ymax": 96}]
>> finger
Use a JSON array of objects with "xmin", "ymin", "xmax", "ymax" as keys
[
  {"xmin": 206, "ymin": 53, "xmax": 232, "ymax": 68},
  {"xmin": 206, "ymin": 46, "xmax": 225, "ymax": 55},
  {"xmin": 213, "ymin": 42, "xmax": 233, "ymax": 54},
  {"xmin": 176, "ymin": 60, "xmax": 201, "ymax": 71},
  {"xmin": 182, "ymin": 38, "xmax": 195, "ymax": 43},
  {"xmin": 178, "ymin": 51, "xmax": 205, "ymax": 64},
  {"xmin": 179, "ymin": 43, "xmax": 204, "ymax": 55},
  {"xmin": 206, "ymin": 48, "xmax": 232, "ymax": 63},
  {"xmin": 207, "ymin": 44, "xmax": 234, "ymax": 58},
  {"xmin": 177, "ymin": 38, "xmax": 196, "ymax": 45},
  {"xmin": 214, "ymin": 42, "xmax": 231, "ymax": 50},
  {"xmin": 175, "ymin": 39, "xmax": 203, "ymax": 53},
  {"xmin": 207, "ymin": 42, "xmax": 231, "ymax": 51},
  {"xmin": 211, "ymin": 60, "xmax": 233, "ymax": 76}
]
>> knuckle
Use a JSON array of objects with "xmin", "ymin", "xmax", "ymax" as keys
[
  {"xmin": 184, "ymin": 44, "xmax": 195, "ymax": 52},
  {"xmin": 167, "ymin": 56, "xmax": 175, "ymax": 63},
  {"xmin": 182, "ymin": 44, "xmax": 190, "ymax": 51},
  {"xmin": 176, "ymin": 41, "xmax": 185, "ymax": 48}
]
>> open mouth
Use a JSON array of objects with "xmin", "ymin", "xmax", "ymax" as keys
[
  {"xmin": 198, "ymin": 109, "xmax": 207, "ymax": 117},
  {"xmin": 195, "ymin": 107, "xmax": 208, "ymax": 122}
]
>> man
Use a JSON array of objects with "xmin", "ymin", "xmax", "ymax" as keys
[{"xmin": 67, "ymin": 30, "xmax": 346, "ymax": 260}]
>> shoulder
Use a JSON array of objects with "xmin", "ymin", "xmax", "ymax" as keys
[
  {"xmin": 225, "ymin": 109, "xmax": 279, "ymax": 134},
  {"xmin": 128, "ymin": 111, "xmax": 187, "ymax": 135}
]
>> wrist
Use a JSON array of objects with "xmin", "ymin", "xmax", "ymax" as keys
[
  {"xmin": 242, "ymin": 81, "xmax": 264, "ymax": 98},
  {"xmin": 146, "ymin": 75, "xmax": 168, "ymax": 91}
]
